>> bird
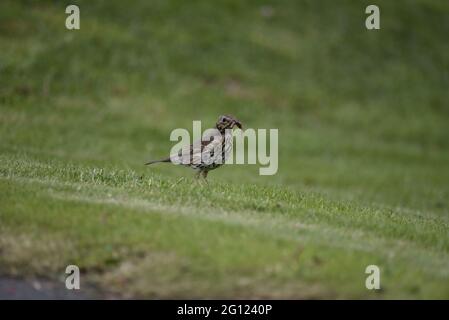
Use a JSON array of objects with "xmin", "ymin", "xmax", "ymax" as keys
[{"xmin": 145, "ymin": 115, "xmax": 243, "ymax": 180}]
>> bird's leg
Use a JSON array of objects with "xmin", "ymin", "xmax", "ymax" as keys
[{"xmin": 201, "ymin": 170, "xmax": 209, "ymax": 185}]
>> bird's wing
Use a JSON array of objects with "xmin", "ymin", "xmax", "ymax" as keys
[
  {"xmin": 195, "ymin": 134, "xmax": 224, "ymax": 165},
  {"xmin": 171, "ymin": 130, "xmax": 223, "ymax": 165}
]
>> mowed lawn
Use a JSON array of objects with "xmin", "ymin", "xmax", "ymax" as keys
[{"xmin": 1, "ymin": 0, "xmax": 448, "ymax": 298}]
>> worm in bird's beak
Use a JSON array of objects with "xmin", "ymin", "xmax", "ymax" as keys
[{"xmin": 234, "ymin": 120, "xmax": 242, "ymax": 129}]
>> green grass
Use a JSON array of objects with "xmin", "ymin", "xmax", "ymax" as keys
[{"xmin": 1, "ymin": 0, "xmax": 448, "ymax": 298}]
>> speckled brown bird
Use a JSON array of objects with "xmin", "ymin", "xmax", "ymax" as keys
[{"xmin": 145, "ymin": 115, "xmax": 242, "ymax": 180}]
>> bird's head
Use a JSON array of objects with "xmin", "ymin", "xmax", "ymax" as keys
[{"xmin": 216, "ymin": 115, "xmax": 243, "ymax": 132}]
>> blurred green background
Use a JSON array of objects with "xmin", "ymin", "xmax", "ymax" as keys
[{"xmin": 0, "ymin": 0, "xmax": 448, "ymax": 298}]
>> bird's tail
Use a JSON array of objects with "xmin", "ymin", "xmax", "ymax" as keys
[{"xmin": 144, "ymin": 157, "xmax": 171, "ymax": 165}]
